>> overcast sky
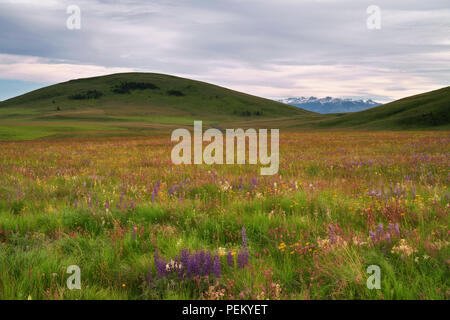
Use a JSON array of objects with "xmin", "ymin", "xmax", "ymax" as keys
[{"xmin": 0, "ymin": 0, "xmax": 449, "ymax": 102}]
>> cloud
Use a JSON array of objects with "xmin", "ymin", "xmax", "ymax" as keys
[
  {"xmin": 0, "ymin": 54, "xmax": 135, "ymax": 83},
  {"xmin": 0, "ymin": 0, "xmax": 448, "ymax": 102},
  {"xmin": 179, "ymin": 62, "xmax": 440, "ymax": 102}
]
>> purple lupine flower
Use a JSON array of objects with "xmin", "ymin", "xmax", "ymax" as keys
[
  {"xmin": 237, "ymin": 249, "xmax": 248, "ymax": 268},
  {"xmin": 237, "ymin": 251, "xmax": 243, "ymax": 268},
  {"xmin": 74, "ymin": 199, "xmax": 78, "ymax": 209},
  {"xmin": 152, "ymin": 181, "xmax": 160, "ymax": 202},
  {"xmin": 385, "ymin": 232, "xmax": 391, "ymax": 243},
  {"xmin": 154, "ymin": 249, "xmax": 167, "ymax": 278},
  {"xmin": 388, "ymin": 223, "xmax": 394, "ymax": 232},
  {"xmin": 395, "ymin": 223, "xmax": 400, "ymax": 235},
  {"xmin": 376, "ymin": 223, "xmax": 384, "ymax": 234},
  {"xmin": 242, "ymin": 226, "xmax": 247, "ymax": 249},
  {"xmin": 213, "ymin": 253, "xmax": 221, "ymax": 278},
  {"xmin": 120, "ymin": 189, "xmax": 125, "ymax": 205},
  {"xmin": 158, "ymin": 258, "xmax": 167, "ymax": 278},
  {"xmin": 180, "ymin": 248, "xmax": 190, "ymax": 270},
  {"xmin": 329, "ymin": 235, "xmax": 336, "ymax": 244},
  {"xmin": 130, "ymin": 201, "xmax": 135, "ymax": 211},
  {"xmin": 227, "ymin": 250, "xmax": 234, "ymax": 267},
  {"xmin": 193, "ymin": 253, "xmax": 201, "ymax": 277},
  {"xmin": 187, "ymin": 253, "xmax": 200, "ymax": 278},
  {"xmin": 186, "ymin": 255, "xmax": 193, "ymax": 278},
  {"xmin": 369, "ymin": 231, "xmax": 376, "ymax": 242},
  {"xmin": 203, "ymin": 252, "xmax": 213, "ymax": 275},
  {"xmin": 329, "ymin": 227, "xmax": 336, "ymax": 244},
  {"xmin": 249, "ymin": 177, "xmax": 257, "ymax": 191},
  {"xmin": 199, "ymin": 249, "xmax": 206, "ymax": 268}
]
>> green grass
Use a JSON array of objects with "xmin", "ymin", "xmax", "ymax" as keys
[
  {"xmin": 0, "ymin": 124, "xmax": 125, "ymax": 140},
  {"xmin": 0, "ymin": 189, "xmax": 447, "ymax": 299},
  {"xmin": 315, "ymin": 86, "xmax": 450, "ymax": 130},
  {"xmin": 107, "ymin": 115, "xmax": 214, "ymax": 125}
]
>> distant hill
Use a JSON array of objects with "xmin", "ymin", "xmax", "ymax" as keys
[
  {"xmin": 0, "ymin": 72, "xmax": 316, "ymax": 139},
  {"xmin": 278, "ymin": 96, "xmax": 380, "ymax": 113},
  {"xmin": 0, "ymin": 72, "xmax": 309, "ymax": 121},
  {"xmin": 315, "ymin": 86, "xmax": 450, "ymax": 129}
]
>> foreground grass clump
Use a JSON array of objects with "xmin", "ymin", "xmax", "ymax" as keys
[{"xmin": 0, "ymin": 131, "xmax": 448, "ymax": 300}]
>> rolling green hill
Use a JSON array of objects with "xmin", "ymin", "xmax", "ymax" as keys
[
  {"xmin": 0, "ymin": 72, "xmax": 317, "ymax": 139},
  {"xmin": 315, "ymin": 86, "xmax": 450, "ymax": 130},
  {"xmin": 0, "ymin": 72, "xmax": 448, "ymax": 140}
]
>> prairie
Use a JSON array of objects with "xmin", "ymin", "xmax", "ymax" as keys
[{"xmin": 0, "ymin": 131, "xmax": 448, "ymax": 299}]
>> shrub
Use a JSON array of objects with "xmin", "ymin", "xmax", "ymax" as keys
[
  {"xmin": 112, "ymin": 82, "xmax": 160, "ymax": 94},
  {"xmin": 232, "ymin": 110, "xmax": 263, "ymax": 117},
  {"xmin": 167, "ymin": 89, "xmax": 185, "ymax": 97},
  {"xmin": 68, "ymin": 90, "xmax": 103, "ymax": 100}
]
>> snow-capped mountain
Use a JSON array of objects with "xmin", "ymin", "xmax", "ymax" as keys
[{"xmin": 278, "ymin": 96, "xmax": 381, "ymax": 114}]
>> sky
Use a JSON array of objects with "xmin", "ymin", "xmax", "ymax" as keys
[{"xmin": 0, "ymin": 0, "xmax": 449, "ymax": 102}]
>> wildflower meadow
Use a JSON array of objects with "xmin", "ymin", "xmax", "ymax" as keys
[{"xmin": 0, "ymin": 131, "xmax": 448, "ymax": 300}]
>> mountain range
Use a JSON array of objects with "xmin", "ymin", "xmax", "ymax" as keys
[{"xmin": 278, "ymin": 96, "xmax": 381, "ymax": 113}]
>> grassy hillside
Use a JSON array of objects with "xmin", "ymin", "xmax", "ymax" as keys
[
  {"xmin": 315, "ymin": 86, "xmax": 450, "ymax": 130},
  {"xmin": 0, "ymin": 73, "xmax": 448, "ymax": 140},
  {"xmin": 0, "ymin": 72, "xmax": 315, "ymax": 140}
]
